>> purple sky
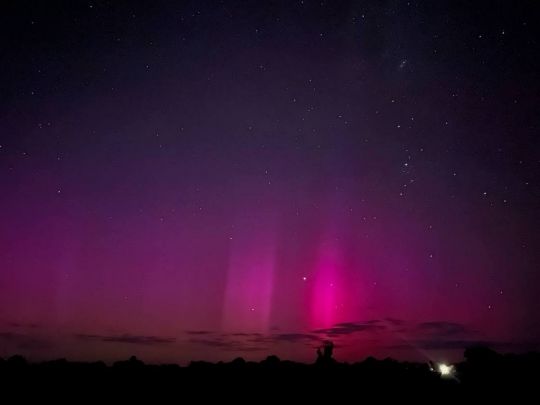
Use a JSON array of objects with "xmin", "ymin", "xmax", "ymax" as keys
[{"xmin": 1, "ymin": 1, "xmax": 539, "ymax": 364}]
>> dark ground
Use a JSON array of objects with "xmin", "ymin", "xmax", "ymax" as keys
[{"xmin": 1, "ymin": 346, "xmax": 539, "ymax": 400}]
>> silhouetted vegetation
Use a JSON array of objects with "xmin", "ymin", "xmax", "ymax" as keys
[{"xmin": 1, "ymin": 346, "xmax": 539, "ymax": 398}]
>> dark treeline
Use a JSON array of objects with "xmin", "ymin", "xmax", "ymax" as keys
[{"xmin": 1, "ymin": 346, "xmax": 539, "ymax": 399}]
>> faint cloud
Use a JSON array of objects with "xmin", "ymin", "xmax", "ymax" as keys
[
  {"xmin": 313, "ymin": 321, "xmax": 385, "ymax": 336},
  {"xmin": 76, "ymin": 333, "xmax": 176, "ymax": 345},
  {"xmin": 185, "ymin": 330, "xmax": 213, "ymax": 336},
  {"xmin": 0, "ymin": 332, "xmax": 51, "ymax": 350},
  {"xmin": 229, "ymin": 332, "xmax": 263, "ymax": 337},
  {"xmin": 2, "ymin": 320, "xmax": 40, "ymax": 329},
  {"xmin": 384, "ymin": 318, "xmax": 406, "ymax": 326},
  {"xmin": 416, "ymin": 321, "xmax": 471, "ymax": 337},
  {"xmin": 271, "ymin": 333, "xmax": 322, "ymax": 343},
  {"xmin": 189, "ymin": 335, "xmax": 268, "ymax": 352},
  {"xmin": 389, "ymin": 339, "xmax": 540, "ymax": 352}
]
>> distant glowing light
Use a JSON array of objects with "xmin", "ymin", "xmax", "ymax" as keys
[
  {"xmin": 438, "ymin": 363, "xmax": 454, "ymax": 377},
  {"xmin": 302, "ymin": 276, "xmax": 307, "ymax": 281}
]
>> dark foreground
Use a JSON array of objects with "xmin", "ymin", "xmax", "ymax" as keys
[{"xmin": 1, "ymin": 347, "xmax": 539, "ymax": 400}]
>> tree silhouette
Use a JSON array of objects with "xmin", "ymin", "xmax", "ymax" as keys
[{"xmin": 316, "ymin": 340, "xmax": 335, "ymax": 366}]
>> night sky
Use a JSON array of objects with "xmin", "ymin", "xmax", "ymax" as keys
[{"xmin": 1, "ymin": 1, "xmax": 539, "ymax": 365}]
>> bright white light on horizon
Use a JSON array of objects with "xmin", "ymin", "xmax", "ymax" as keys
[{"xmin": 438, "ymin": 363, "xmax": 454, "ymax": 376}]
